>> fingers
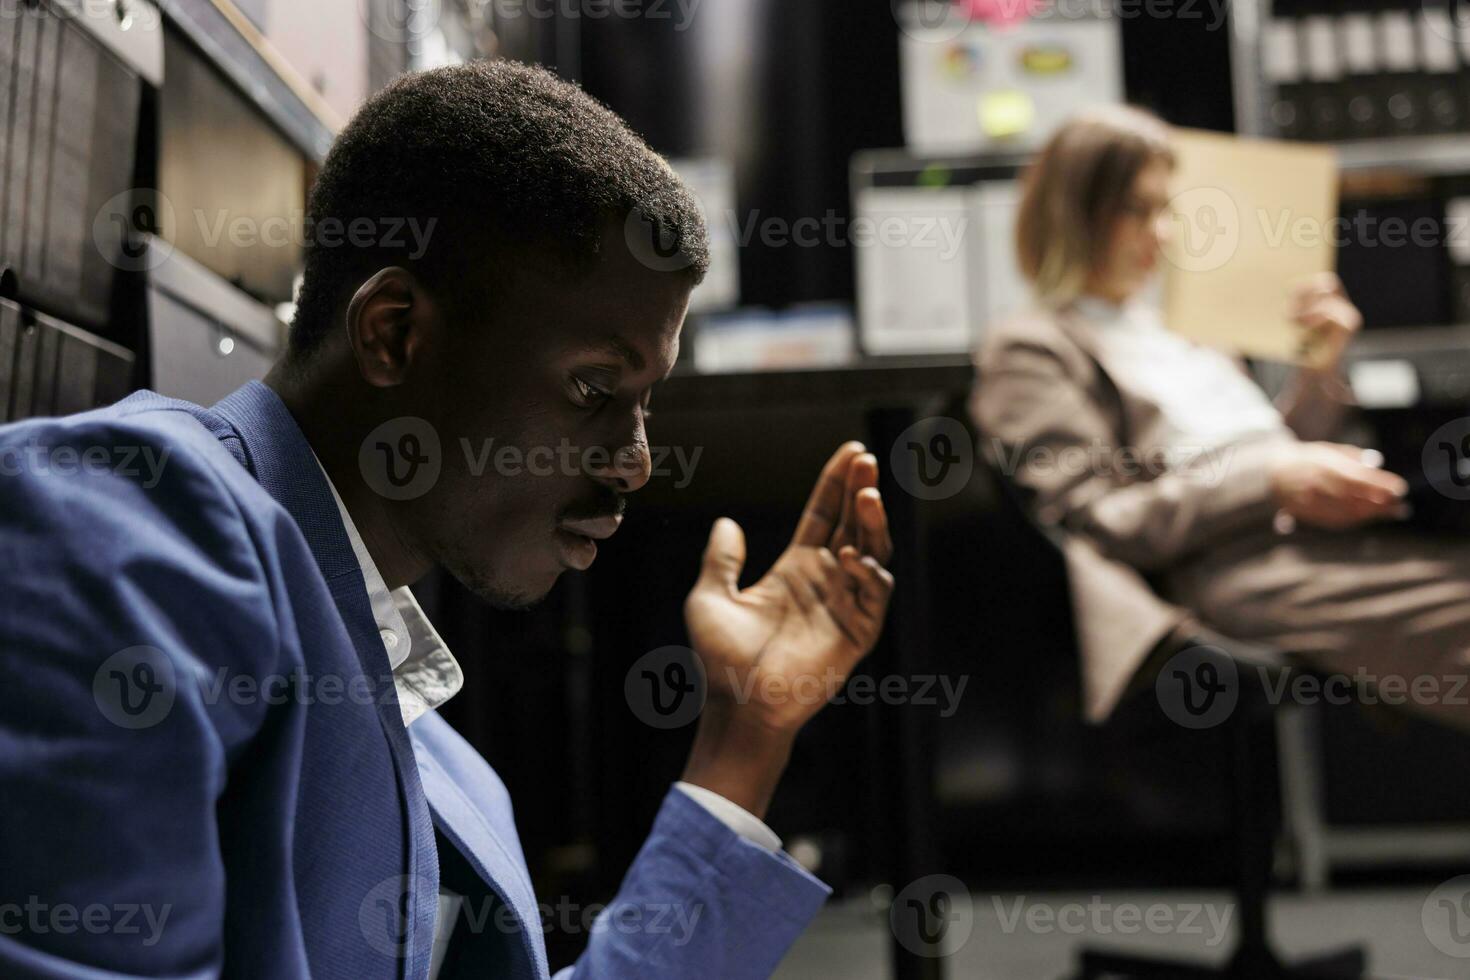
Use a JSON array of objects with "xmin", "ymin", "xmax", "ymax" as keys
[
  {"xmin": 830, "ymin": 454, "xmax": 863, "ymax": 554},
  {"xmin": 1289, "ymin": 445, "xmax": 1410, "ymax": 529},
  {"xmin": 833, "ymin": 452, "xmax": 879, "ymax": 554},
  {"xmin": 839, "ymin": 545, "xmax": 895, "ymax": 652},
  {"xmin": 792, "ymin": 442, "xmax": 865, "ymax": 549},
  {"xmin": 1338, "ymin": 466, "xmax": 1409, "ymax": 505},
  {"xmin": 777, "ymin": 548, "xmax": 854, "ymax": 643},
  {"xmin": 1290, "ymin": 271, "xmax": 1345, "ymax": 309},
  {"xmin": 1320, "ymin": 444, "xmax": 1409, "ymax": 498},
  {"xmin": 855, "ymin": 486, "xmax": 893, "ymax": 565},
  {"xmin": 1290, "ymin": 274, "xmax": 1360, "ymax": 337},
  {"xmin": 780, "ymin": 545, "xmax": 894, "ymax": 658},
  {"xmin": 1317, "ymin": 462, "xmax": 1408, "ymax": 525},
  {"xmin": 792, "ymin": 444, "xmax": 896, "ymax": 568},
  {"xmin": 696, "ymin": 517, "xmax": 747, "ymax": 595}
]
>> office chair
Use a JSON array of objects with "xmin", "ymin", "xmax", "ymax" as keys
[
  {"xmin": 1076, "ymin": 643, "xmax": 1365, "ymax": 980},
  {"xmin": 965, "ymin": 427, "xmax": 1369, "ymax": 980}
]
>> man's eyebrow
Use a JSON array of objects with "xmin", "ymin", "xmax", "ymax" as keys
[{"xmin": 580, "ymin": 337, "xmax": 646, "ymax": 372}]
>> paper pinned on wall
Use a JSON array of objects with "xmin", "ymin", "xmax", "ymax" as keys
[{"xmin": 1161, "ymin": 129, "xmax": 1339, "ymax": 365}]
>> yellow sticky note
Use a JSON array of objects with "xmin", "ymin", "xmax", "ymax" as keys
[{"xmin": 979, "ymin": 90, "xmax": 1035, "ymax": 139}]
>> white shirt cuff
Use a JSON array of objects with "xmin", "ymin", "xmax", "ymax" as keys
[{"xmin": 673, "ymin": 781, "xmax": 783, "ymax": 853}]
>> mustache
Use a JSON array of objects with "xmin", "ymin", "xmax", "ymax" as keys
[{"xmin": 560, "ymin": 486, "xmax": 626, "ymax": 523}]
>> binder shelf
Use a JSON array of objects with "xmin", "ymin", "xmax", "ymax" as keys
[{"xmin": 1239, "ymin": 1, "xmax": 1470, "ymax": 174}]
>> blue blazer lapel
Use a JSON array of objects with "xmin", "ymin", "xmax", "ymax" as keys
[
  {"xmin": 411, "ymin": 715, "xmax": 549, "ymax": 979},
  {"xmin": 210, "ymin": 381, "xmax": 442, "ymax": 979}
]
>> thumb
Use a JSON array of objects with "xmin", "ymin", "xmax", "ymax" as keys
[{"xmin": 696, "ymin": 517, "xmax": 746, "ymax": 594}]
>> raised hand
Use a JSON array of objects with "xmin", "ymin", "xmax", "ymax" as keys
[
  {"xmin": 1291, "ymin": 272, "xmax": 1361, "ymax": 370},
  {"xmin": 680, "ymin": 442, "xmax": 895, "ymax": 818}
]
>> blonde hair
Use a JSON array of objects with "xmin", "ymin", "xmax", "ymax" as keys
[{"xmin": 1015, "ymin": 105, "xmax": 1175, "ymax": 308}]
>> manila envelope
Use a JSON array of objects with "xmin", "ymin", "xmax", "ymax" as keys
[{"xmin": 1161, "ymin": 129, "xmax": 1338, "ymax": 365}]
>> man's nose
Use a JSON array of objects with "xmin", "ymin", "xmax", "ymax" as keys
[{"xmin": 589, "ymin": 440, "xmax": 652, "ymax": 493}]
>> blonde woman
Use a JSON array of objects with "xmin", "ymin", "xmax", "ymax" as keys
[{"xmin": 972, "ymin": 106, "xmax": 1470, "ymax": 728}]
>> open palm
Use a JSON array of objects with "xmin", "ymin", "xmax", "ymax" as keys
[{"xmin": 683, "ymin": 443, "xmax": 894, "ymax": 735}]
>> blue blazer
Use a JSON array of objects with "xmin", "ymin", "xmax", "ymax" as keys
[{"xmin": 0, "ymin": 381, "xmax": 829, "ymax": 979}]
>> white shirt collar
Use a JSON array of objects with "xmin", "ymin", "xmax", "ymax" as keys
[
  {"xmin": 312, "ymin": 455, "xmax": 464, "ymax": 726},
  {"xmin": 1072, "ymin": 294, "xmax": 1128, "ymax": 323}
]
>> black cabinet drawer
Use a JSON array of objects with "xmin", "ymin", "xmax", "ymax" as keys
[
  {"xmin": 0, "ymin": 297, "xmax": 135, "ymax": 422},
  {"xmin": 0, "ymin": 1, "xmax": 156, "ymax": 334}
]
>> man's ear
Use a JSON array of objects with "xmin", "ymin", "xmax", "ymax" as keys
[{"xmin": 344, "ymin": 267, "xmax": 435, "ymax": 387}]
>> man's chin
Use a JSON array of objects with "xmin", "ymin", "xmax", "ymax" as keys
[{"xmin": 455, "ymin": 567, "xmax": 560, "ymax": 612}]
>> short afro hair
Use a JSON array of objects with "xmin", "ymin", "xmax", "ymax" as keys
[{"xmin": 289, "ymin": 60, "xmax": 709, "ymax": 355}]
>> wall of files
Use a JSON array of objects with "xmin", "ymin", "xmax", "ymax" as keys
[
  {"xmin": 0, "ymin": 0, "xmax": 158, "ymax": 336},
  {"xmin": 0, "ymin": 0, "xmax": 162, "ymax": 423},
  {"xmin": 0, "ymin": 0, "xmax": 348, "ymax": 422},
  {"xmin": 1242, "ymin": 1, "xmax": 1470, "ymax": 345},
  {"xmin": 0, "ymin": 297, "xmax": 134, "ymax": 422},
  {"xmin": 1262, "ymin": 2, "xmax": 1470, "ymax": 142}
]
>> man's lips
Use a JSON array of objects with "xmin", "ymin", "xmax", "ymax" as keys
[
  {"xmin": 554, "ymin": 515, "xmax": 621, "ymax": 572},
  {"xmin": 557, "ymin": 514, "xmax": 623, "ymax": 541}
]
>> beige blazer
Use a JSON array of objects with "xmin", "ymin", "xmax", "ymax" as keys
[{"xmin": 970, "ymin": 306, "xmax": 1351, "ymax": 722}]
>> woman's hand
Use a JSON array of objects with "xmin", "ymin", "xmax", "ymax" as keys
[
  {"xmin": 1290, "ymin": 272, "xmax": 1361, "ymax": 370},
  {"xmin": 1269, "ymin": 442, "xmax": 1408, "ymax": 530},
  {"xmin": 679, "ymin": 442, "xmax": 894, "ymax": 817}
]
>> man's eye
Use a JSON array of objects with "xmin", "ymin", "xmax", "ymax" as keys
[{"xmin": 573, "ymin": 377, "xmax": 611, "ymax": 404}]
